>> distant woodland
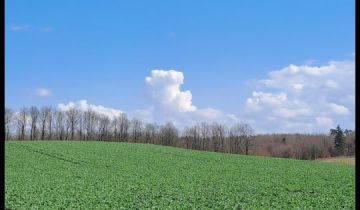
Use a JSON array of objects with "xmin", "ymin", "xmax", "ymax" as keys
[{"xmin": 5, "ymin": 106, "xmax": 355, "ymax": 160}]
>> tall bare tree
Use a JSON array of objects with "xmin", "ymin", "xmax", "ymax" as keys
[
  {"xmin": 117, "ymin": 113, "xmax": 130, "ymax": 141},
  {"xmin": 84, "ymin": 109, "xmax": 97, "ymax": 140},
  {"xmin": 16, "ymin": 107, "xmax": 28, "ymax": 140},
  {"xmin": 29, "ymin": 106, "xmax": 40, "ymax": 140},
  {"xmin": 98, "ymin": 115, "xmax": 110, "ymax": 141},
  {"xmin": 39, "ymin": 106, "xmax": 51, "ymax": 140},
  {"xmin": 130, "ymin": 118, "xmax": 143, "ymax": 142},
  {"xmin": 159, "ymin": 122, "xmax": 178, "ymax": 146},
  {"xmin": 210, "ymin": 122, "xmax": 227, "ymax": 152},
  {"xmin": 183, "ymin": 127, "xmax": 192, "ymax": 149},
  {"xmin": 65, "ymin": 107, "xmax": 80, "ymax": 140},
  {"xmin": 238, "ymin": 123, "xmax": 255, "ymax": 155},
  {"xmin": 54, "ymin": 110, "xmax": 66, "ymax": 140},
  {"xmin": 144, "ymin": 122, "xmax": 157, "ymax": 143},
  {"xmin": 199, "ymin": 122, "xmax": 211, "ymax": 150},
  {"xmin": 229, "ymin": 124, "xmax": 244, "ymax": 154},
  {"xmin": 5, "ymin": 107, "xmax": 14, "ymax": 140},
  {"xmin": 189, "ymin": 124, "xmax": 201, "ymax": 149},
  {"xmin": 112, "ymin": 117, "xmax": 119, "ymax": 141},
  {"xmin": 47, "ymin": 107, "xmax": 54, "ymax": 140},
  {"xmin": 78, "ymin": 111, "xmax": 85, "ymax": 140}
]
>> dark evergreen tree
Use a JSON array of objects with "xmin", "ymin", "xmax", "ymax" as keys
[{"xmin": 330, "ymin": 125, "xmax": 345, "ymax": 155}]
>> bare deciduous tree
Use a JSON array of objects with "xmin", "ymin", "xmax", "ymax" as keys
[
  {"xmin": 239, "ymin": 123, "xmax": 255, "ymax": 155},
  {"xmin": 54, "ymin": 110, "xmax": 66, "ymax": 140},
  {"xmin": 98, "ymin": 115, "xmax": 110, "ymax": 141},
  {"xmin": 117, "ymin": 113, "xmax": 129, "ymax": 141},
  {"xmin": 144, "ymin": 123, "xmax": 157, "ymax": 143},
  {"xmin": 16, "ymin": 107, "xmax": 28, "ymax": 140},
  {"xmin": 229, "ymin": 124, "xmax": 243, "ymax": 154},
  {"xmin": 189, "ymin": 124, "xmax": 200, "ymax": 150},
  {"xmin": 84, "ymin": 109, "xmax": 97, "ymax": 140},
  {"xmin": 159, "ymin": 122, "xmax": 178, "ymax": 146},
  {"xmin": 47, "ymin": 107, "xmax": 54, "ymax": 140},
  {"xmin": 39, "ymin": 106, "xmax": 52, "ymax": 140},
  {"xmin": 29, "ymin": 106, "xmax": 40, "ymax": 140},
  {"xmin": 183, "ymin": 127, "xmax": 192, "ymax": 149},
  {"xmin": 78, "ymin": 111, "xmax": 85, "ymax": 140},
  {"xmin": 5, "ymin": 107, "xmax": 14, "ymax": 140},
  {"xmin": 130, "ymin": 118, "xmax": 143, "ymax": 142},
  {"xmin": 65, "ymin": 107, "xmax": 80, "ymax": 140},
  {"xmin": 199, "ymin": 122, "xmax": 211, "ymax": 150},
  {"xmin": 210, "ymin": 122, "xmax": 227, "ymax": 152}
]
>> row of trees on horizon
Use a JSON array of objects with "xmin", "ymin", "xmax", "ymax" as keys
[{"xmin": 5, "ymin": 105, "xmax": 355, "ymax": 160}]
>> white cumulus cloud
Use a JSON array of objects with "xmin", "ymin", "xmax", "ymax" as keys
[
  {"xmin": 56, "ymin": 70, "xmax": 239, "ymax": 131},
  {"xmin": 145, "ymin": 70, "xmax": 197, "ymax": 112},
  {"xmin": 55, "ymin": 58, "xmax": 353, "ymax": 134},
  {"xmin": 141, "ymin": 69, "xmax": 239, "ymax": 129},
  {"xmin": 246, "ymin": 91, "xmax": 287, "ymax": 111},
  {"xmin": 58, "ymin": 100, "xmax": 123, "ymax": 120},
  {"xmin": 245, "ymin": 59, "xmax": 355, "ymax": 133}
]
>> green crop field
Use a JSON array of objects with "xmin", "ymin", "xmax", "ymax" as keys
[{"xmin": 5, "ymin": 141, "xmax": 355, "ymax": 209}]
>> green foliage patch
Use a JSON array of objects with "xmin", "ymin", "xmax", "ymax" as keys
[{"xmin": 6, "ymin": 141, "xmax": 355, "ymax": 209}]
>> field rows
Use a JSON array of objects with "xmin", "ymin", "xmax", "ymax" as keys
[{"xmin": 5, "ymin": 141, "xmax": 355, "ymax": 209}]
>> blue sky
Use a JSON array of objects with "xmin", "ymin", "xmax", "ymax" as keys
[{"xmin": 5, "ymin": 0, "xmax": 355, "ymax": 133}]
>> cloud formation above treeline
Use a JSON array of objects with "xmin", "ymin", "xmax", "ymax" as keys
[{"xmin": 57, "ymin": 58, "xmax": 354, "ymax": 133}]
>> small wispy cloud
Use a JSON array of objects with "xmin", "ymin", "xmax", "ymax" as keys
[
  {"xmin": 39, "ymin": 26, "xmax": 53, "ymax": 32},
  {"xmin": 34, "ymin": 88, "xmax": 51, "ymax": 97},
  {"xmin": 9, "ymin": 24, "xmax": 31, "ymax": 32}
]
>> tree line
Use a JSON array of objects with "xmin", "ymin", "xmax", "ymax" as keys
[{"xmin": 4, "ymin": 105, "xmax": 355, "ymax": 160}]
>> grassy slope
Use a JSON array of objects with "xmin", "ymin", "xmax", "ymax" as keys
[
  {"xmin": 5, "ymin": 141, "xmax": 355, "ymax": 209},
  {"xmin": 316, "ymin": 156, "xmax": 355, "ymax": 166}
]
